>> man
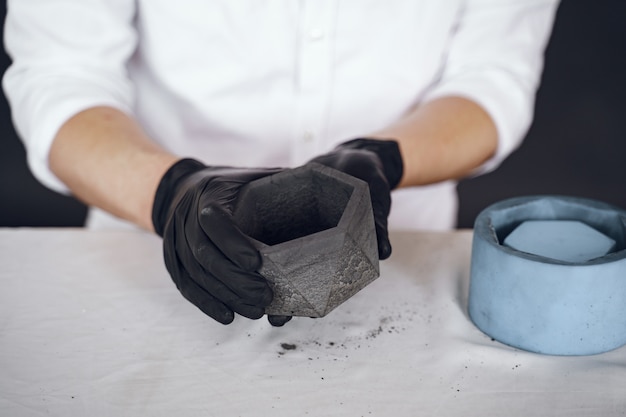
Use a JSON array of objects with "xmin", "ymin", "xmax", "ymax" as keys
[{"xmin": 3, "ymin": 0, "xmax": 559, "ymax": 325}]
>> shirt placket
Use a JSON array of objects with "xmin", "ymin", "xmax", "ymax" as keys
[{"xmin": 291, "ymin": 0, "xmax": 336, "ymax": 165}]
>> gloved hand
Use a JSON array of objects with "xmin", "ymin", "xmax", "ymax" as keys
[
  {"xmin": 152, "ymin": 158, "xmax": 290, "ymax": 326},
  {"xmin": 309, "ymin": 138, "xmax": 403, "ymax": 260}
]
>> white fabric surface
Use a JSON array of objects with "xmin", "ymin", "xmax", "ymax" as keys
[
  {"xmin": 0, "ymin": 229, "xmax": 624, "ymax": 416},
  {"xmin": 3, "ymin": 0, "xmax": 559, "ymax": 230}
]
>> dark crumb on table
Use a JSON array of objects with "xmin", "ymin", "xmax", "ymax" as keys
[
  {"xmin": 366, "ymin": 326, "xmax": 383, "ymax": 339},
  {"xmin": 280, "ymin": 342, "xmax": 297, "ymax": 350}
]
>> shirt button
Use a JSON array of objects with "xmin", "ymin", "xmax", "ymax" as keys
[
  {"xmin": 303, "ymin": 131, "xmax": 314, "ymax": 142},
  {"xmin": 308, "ymin": 28, "xmax": 325, "ymax": 42}
]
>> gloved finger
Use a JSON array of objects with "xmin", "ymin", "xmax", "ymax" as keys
[
  {"xmin": 183, "ymin": 211, "xmax": 273, "ymax": 306},
  {"xmin": 268, "ymin": 315, "xmax": 292, "ymax": 327},
  {"xmin": 177, "ymin": 271, "xmax": 237, "ymax": 324},
  {"xmin": 312, "ymin": 150, "xmax": 362, "ymax": 177},
  {"xmin": 178, "ymin": 222, "xmax": 271, "ymax": 317},
  {"xmin": 374, "ymin": 215, "xmax": 392, "ymax": 260},
  {"xmin": 176, "ymin": 239, "xmax": 268, "ymax": 320},
  {"xmin": 198, "ymin": 203, "xmax": 263, "ymax": 272},
  {"xmin": 203, "ymin": 167, "xmax": 283, "ymax": 186},
  {"xmin": 370, "ymin": 189, "xmax": 392, "ymax": 259},
  {"xmin": 364, "ymin": 173, "xmax": 393, "ymax": 260},
  {"xmin": 164, "ymin": 241, "xmax": 235, "ymax": 324}
]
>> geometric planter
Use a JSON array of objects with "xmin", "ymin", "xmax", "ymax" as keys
[{"xmin": 232, "ymin": 163, "xmax": 379, "ymax": 317}]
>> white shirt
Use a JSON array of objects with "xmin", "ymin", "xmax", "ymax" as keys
[{"xmin": 3, "ymin": 0, "xmax": 558, "ymax": 230}]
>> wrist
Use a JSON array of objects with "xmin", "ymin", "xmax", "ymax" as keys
[
  {"xmin": 339, "ymin": 138, "xmax": 404, "ymax": 189},
  {"xmin": 152, "ymin": 158, "xmax": 206, "ymax": 236}
]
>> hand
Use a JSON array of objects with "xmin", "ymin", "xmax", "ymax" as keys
[
  {"xmin": 309, "ymin": 138, "xmax": 403, "ymax": 260},
  {"xmin": 152, "ymin": 158, "xmax": 290, "ymax": 325}
]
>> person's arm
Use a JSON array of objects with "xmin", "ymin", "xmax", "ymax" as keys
[
  {"xmin": 4, "ymin": 0, "xmax": 292, "ymax": 326},
  {"xmin": 49, "ymin": 105, "xmax": 286, "ymax": 325},
  {"xmin": 3, "ymin": 0, "xmax": 140, "ymax": 198},
  {"xmin": 305, "ymin": 97, "xmax": 495, "ymax": 258},
  {"xmin": 49, "ymin": 106, "xmax": 179, "ymax": 231},
  {"xmin": 370, "ymin": 96, "xmax": 497, "ymax": 188},
  {"xmin": 368, "ymin": 0, "xmax": 559, "ymax": 189}
]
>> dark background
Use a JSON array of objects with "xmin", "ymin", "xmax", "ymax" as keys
[{"xmin": 1, "ymin": 1, "xmax": 624, "ymax": 228}]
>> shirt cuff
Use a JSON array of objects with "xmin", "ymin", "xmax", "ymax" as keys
[{"xmin": 20, "ymin": 82, "xmax": 133, "ymax": 194}]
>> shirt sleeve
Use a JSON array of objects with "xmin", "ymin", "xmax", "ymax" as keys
[
  {"xmin": 421, "ymin": 0, "xmax": 560, "ymax": 174},
  {"xmin": 2, "ymin": 0, "xmax": 137, "ymax": 193}
]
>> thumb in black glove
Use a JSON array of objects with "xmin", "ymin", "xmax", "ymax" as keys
[
  {"xmin": 309, "ymin": 138, "xmax": 403, "ymax": 260},
  {"xmin": 152, "ymin": 159, "xmax": 289, "ymax": 325}
]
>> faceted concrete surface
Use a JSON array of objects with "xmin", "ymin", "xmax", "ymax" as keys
[
  {"xmin": 232, "ymin": 163, "xmax": 379, "ymax": 317},
  {"xmin": 503, "ymin": 220, "xmax": 616, "ymax": 263}
]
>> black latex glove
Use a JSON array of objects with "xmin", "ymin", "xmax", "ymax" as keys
[
  {"xmin": 152, "ymin": 159, "xmax": 291, "ymax": 326},
  {"xmin": 309, "ymin": 138, "xmax": 403, "ymax": 260}
]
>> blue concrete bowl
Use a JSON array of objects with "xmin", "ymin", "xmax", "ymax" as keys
[{"xmin": 469, "ymin": 195, "xmax": 626, "ymax": 355}]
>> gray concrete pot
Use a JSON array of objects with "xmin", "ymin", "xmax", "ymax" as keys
[{"xmin": 232, "ymin": 163, "xmax": 379, "ymax": 317}]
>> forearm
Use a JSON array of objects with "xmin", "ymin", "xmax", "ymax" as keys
[
  {"xmin": 371, "ymin": 96, "xmax": 498, "ymax": 188},
  {"xmin": 49, "ymin": 106, "xmax": 179, "ymax": 231}
]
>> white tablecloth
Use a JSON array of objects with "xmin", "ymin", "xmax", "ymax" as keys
[{"xmin": 0, "ymin": 229, "xmax": 624, "ymax": 416}]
